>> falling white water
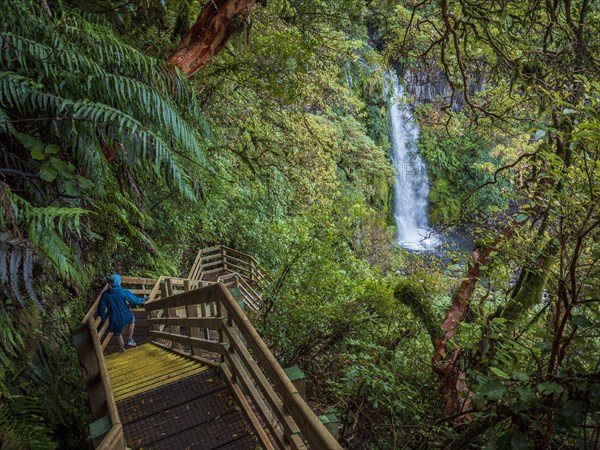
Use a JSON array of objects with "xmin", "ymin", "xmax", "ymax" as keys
[
  {"xmin": 344, "ymin": 62, "xmax": 353, "ymax": 90},
  {"xmin": 386, "ymin": 70, "xmax": 441, "ymax": 252}
]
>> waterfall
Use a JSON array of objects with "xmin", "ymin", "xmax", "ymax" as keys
[
  {"xmin": 344, "ymin": 62, "xmax": 353, "ymax": 90},
  {"xmin": 386, "ymin": 70, "xmax": 440, "ymax": 252}
]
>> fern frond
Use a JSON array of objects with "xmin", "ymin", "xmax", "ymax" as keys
[
  {"xmin": 60, "ymin": 16, "xmax": 191, "ymax": 105},
  {"xmin": 0, "ymin": 394, "xmax": 56, "ymax": 450},
  {"xmin": 0, "ymin": 72, "xmax": 197, "ymax": 199},
  {"xmin": 0, "ymin": 107, "xmax": 16, "ymax": 136},
  {"xmin": 1, "ymin": 186, "xmax": 87, "ymax": 285}
]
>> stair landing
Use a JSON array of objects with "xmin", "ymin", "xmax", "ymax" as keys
[{"xmin": 105, "ymin": 344, "xmax": 258, "ymax": 449}]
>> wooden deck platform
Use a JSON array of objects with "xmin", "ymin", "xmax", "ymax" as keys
[{"xmin": 105, "ymin": 344, "xmax": 259, "ymax": 450}]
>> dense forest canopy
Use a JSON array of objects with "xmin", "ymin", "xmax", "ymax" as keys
[{"xmin": 0, "ymin": 0, "xmax": 598, "ymax": 448}]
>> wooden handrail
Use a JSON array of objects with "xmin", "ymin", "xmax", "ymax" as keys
[
  {"xmin": 145, "ymin": 284, "xmax": 342, "ymax": 450},
  {"xmin": 79, "ymin": 276, "xmax": 159, "ymax": 449},
  {"xmin": 84, "ymin": 317, "xmax": 125, "ymax": 449},
  {"xmin": 187, "ymin": 245, "xmax": 272, "ymax": 285}
]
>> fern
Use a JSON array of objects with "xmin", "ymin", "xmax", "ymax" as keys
[
  {"xmin": 0, "ymin": 395, "xmax": 56, "ymax": 450},
  {"xmin": 0, "ymin": 185, "xmax": 86, "ymax": 303},
  {"xmin": 0, "ymin": 1, "xmax": 212, "ymax": 446}
]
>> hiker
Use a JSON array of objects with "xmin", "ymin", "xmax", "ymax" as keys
[{"xmin": 97, "ymin": 274, "xmax": 146, "ymax": 352}]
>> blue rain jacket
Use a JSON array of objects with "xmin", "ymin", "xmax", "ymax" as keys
[{"xmin": 97, "ymin": 286, "xmax": 145, "ymax": 334}]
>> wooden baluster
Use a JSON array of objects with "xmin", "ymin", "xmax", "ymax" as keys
[
  {"xmin": 165, "ymin": 279, "xmax": 182, "ymax": 350},
  {"xmin": 184, "ymin": 280, "xmax": 201, "ymax": 356},
  {"xmin": 217, "ymin": 295, "xmax": 227, "ymax": 364}
]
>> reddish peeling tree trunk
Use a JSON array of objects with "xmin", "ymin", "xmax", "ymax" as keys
[
  {"xmin": 169, "ymin": 0, "xmax": 257, "ymax": 76},
  {"xmin": 432, "ymin": 227, "xmax": 514, "ymax": 424}
]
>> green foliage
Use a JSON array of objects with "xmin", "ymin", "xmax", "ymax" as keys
[
  {"xmin": 416, "ymin": 110, "xmax": 510, "ymax": 224},
  {"xmin": 0, "ymin": 1, "xmax": 207, "ymax": 447}
]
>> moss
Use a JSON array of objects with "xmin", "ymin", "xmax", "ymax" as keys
[{"xmin": 394, "ymin": 278, "xmax": 438, "ymax": 343}]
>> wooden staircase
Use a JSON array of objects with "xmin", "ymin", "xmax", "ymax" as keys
[{"xmin": 75, "ymin": 246, "xmax": 342, "ymax": 450}]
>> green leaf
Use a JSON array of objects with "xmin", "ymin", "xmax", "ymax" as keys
[
  {"xmin": 516, "ymin": 213, "xmax": 528, "ymax": 222},
  {"xmin": 63, "ymin": 180, "xmax": 79, "ymax": 196},
  {"xmin": 30, "ymin": 148, "xmax": 45, "ymax": 161},
  {"xmin": 572, "ymin": 315, "xmax": 592, "ymax": 327},
  {"xmin": 490, "ymin": 367, "xmax": 510, "ymax": 379},
  {"xmin": 562, "ymin": 108, "xmax": 577, "ymax": 115},
  {"xmin": 16, "ymin": 132, "xmax": 44, "ymax": 158},
  {"xmin": 514, "ymin": 372, "xmax": 530, "ymax": 382},
  {"xmin": 478, "ymin": 380, "xmax": 507, "ymax": 401},
  {"xmin": 50, "ymin": 157, "xmax": 74, "ymax": 178},
  {"xmin": 516, "ymin": 386, "xmax": 536, "ymax": 403},
  {"xmin": 38, "ymin": 166, "xmax": 57, "ymax": 182},
  {"xmin": 76, "ymin": 176, "xmax": 95, "ymax": 190},
  {"xmin": 537, "ymin": 382, "xmax": 563, "ymax": 397},
  {"xmin": 44, "ymin": 144, "xmax": 60, "ymax": 154}
]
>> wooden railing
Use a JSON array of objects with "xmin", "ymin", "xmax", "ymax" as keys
[
  {"xmin": 78, "ymin": 276, "xmax": 159, "ymax": 449},
  {"xmin": 145, "ymin": 283, "xmax": 342, "ymax": 450},
  {"xmin": 188, "ymin": 245, "xmax": 272, "ymax": 285}
]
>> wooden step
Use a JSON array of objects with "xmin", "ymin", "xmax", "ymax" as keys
[{"xmin": 105, "ymin": 343, "xmax": 208, "ymax": 402}]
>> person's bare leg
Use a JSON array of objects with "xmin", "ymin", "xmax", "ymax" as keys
[
  {"xmin": 116, "ymin": 335, "xmax": 125, "ymax": 352},
  {"xmin": 127, "ymin": 322, "xmax": 135, "ymax": 341}
]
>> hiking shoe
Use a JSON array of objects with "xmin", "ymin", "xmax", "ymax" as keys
[{"xmin": 126, "ymin": 339, "xmax": 137, "ymax": 347}]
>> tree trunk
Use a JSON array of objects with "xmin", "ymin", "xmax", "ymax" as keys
[
  {"xmin": 432, "ymin": 227, "xmax": 514, "ymax": 425},
  {"xmin": 169, "ymin": 0, "xmax": 257, "ymax": 76}
]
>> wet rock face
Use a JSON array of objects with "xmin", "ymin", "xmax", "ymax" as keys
[{"xmin": 401, "ymin": 66, "xmax": 485, "ymax": 112}]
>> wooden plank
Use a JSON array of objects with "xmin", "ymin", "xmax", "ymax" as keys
[
  {"xmin": 82, "ymin": 284, "xmax": 108, "ymax": 323},
  {"xmin": 168, "ymin": 305, "xmax": 182, "ymax": 351},
  {"xmin": 222, "ymin": 351, "xmax": 288, "ymax": 449},
  {"xmin": 216, "ymin": 285, "xmax": 342, "ymax": 450},
  {"xmin": 151, "ymin": 341, "xmax": 220, "ymax": 367},
  {"xmin": 121, "ymin": 276, "xmax": 157, "ymax": 285},
  {"xmin": 187, "ymin": 248, "xmax": 204, "ymax": 279},
  {"xmin": 98, "ymin": 319, "xmax": 110, "ymax": 340},
  {"xmin": 86, "ymin": 319, "xmax": 122, "ymax": 442},
  {"xmin": 200, "ymin": 245, "xmax": 221, "ymax": 254},
  {"xmin": 146, "ymin": 276, "xmax": 164, "ymax": 303},
  {"xmin": 128, "ymin": 289, "xmax": 152, "ymax": 295},
  {"xmin": 96, "ymin": 422, "xmax": 124, "ymax": 450},
  {"xmin": 147, "ymin": 316, "xmax": 224, "ymax": 329},
  {"xmin": 101, "ymin": 331, "xmax": 113, "ymax": 352},
  {"xmin": 73, "ymin": 325, "xmax": 105, "ymax": 420},
  {"xmin": 223, "ymin": 326, "xmax": 302, "ymax": 441},
  {"xmin": 145, "ymin": 285, "xmax": 223, "ymax": 311},
  {"xmin": 222, "ymin": 260, "xmax": 253, "ymax": 277},
  {"xmin": 221, "ymin": 246, "xmax": 252, "ymax": 259},
  {"xmin": 148, "ymin": 330, "xmax": 226, "ymax": 354},
  {"xmin": 220, "ymin": 363, "xmax": 276, "ymax": 450},
  {"xmin": 199, "ymin": 252, "xmax": 223, "ymax": 262},
  {"xmin": 202, "ymin": 267, "xmax": 226, "ymax": 275},
  {"xmin": 224, "ymin": 254, "xmax": 252, "ymax": 268},
  {"xmin": 237, "ymin": 284, "xmax": 259, "ymax": 311},
  {"xmin": 200, "ymin": 259, "xmax": 224, "ymax": 270}
]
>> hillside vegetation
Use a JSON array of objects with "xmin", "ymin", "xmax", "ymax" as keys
[{"xmin": 0, "ymin": 1, "xmax": 598, "ymax": 448}]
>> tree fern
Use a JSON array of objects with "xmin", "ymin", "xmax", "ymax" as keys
[{"xmin": 0, "ymin": 0, "xmax": 208, "ymax": 307}]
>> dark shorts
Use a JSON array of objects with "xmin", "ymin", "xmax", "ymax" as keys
[{"xmin": 113, "ymin": 315, "xmax": 135, "ymax": 337}]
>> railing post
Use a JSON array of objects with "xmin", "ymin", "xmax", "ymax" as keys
[
  {"xmin": 162, "ymin": 280, "xmax": 182, "ymax": 350},
  {"xmin": 184, "ymin": 280, "xmax": 202, "ymax": 356},
  {"xmin": 221, "ymin": 246, "xmax": 227, "ymax": 272},
  {"xmin": 217, "ymin": 292, "xmax": 227, "ymax": 364}
]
